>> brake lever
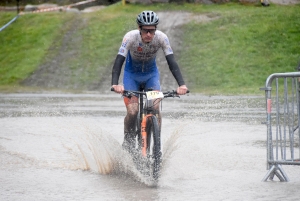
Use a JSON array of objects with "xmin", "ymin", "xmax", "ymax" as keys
[
  {"xmin": 172, "ymin": 90, "xmax": 180, "ymax": 98},
  {"xmin": 164, "ymin": 91, "xmax": 179, "ymax": 98},
  {"xmin": 123, "ymin": 91, "xmax": 133, "ymax": 98}
]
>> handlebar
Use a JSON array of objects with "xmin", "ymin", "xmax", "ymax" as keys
[{"xmin": 111, "ymin": 87, "xmax": 189, "ymax": 98}]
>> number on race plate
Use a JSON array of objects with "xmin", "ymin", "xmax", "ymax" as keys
[{"xmin": 146, "ymin": 91, "xmax": 164, "ymax": 100}]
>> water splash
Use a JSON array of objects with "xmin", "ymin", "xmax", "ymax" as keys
[
  {"xmin": 0, "ymin": 114, "xmax": 187, "ymax": 187},
  {"xmin": 71, "ymin": 122, "xmax": 160, "ymax": 186}
]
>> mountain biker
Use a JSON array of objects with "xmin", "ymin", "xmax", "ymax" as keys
[{"xmin": 111, "ymin": 10, "xmax": 188, "ymax": 152}]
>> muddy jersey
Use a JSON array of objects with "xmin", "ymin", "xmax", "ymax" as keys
[{"xmin": 118, "ymin": 30, "xmax": 173, "ymax": 73}]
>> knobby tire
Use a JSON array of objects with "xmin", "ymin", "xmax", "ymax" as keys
[{"xmin": 146, "ymin": 115, "xmax": 161, "ymax": 181}]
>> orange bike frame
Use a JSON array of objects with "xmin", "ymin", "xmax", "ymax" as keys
[{"xmin": 141, "ymin": 114, "xmax": 154, "ymax": 157}]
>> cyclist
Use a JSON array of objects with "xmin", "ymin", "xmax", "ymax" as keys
[{"xmin": 111, "ymin": 10, "xmax": 188, "ymax": 152}]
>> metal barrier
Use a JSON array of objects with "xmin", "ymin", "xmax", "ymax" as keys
[
  {"xmin": 261, "ymin": 72, "xmax": 300, "ymax": 182},
  {"xmin": 0, "ymin": 15, "xmax": 19, "ymax": 32}
]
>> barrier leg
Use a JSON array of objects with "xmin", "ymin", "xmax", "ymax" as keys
[
  {"xmin": 277, "ymin": 164, "xmax": 290, "ymax": 181},
  {"xmin": 262, "ymin": 164, "xmax": 289, "ymax": 182}
]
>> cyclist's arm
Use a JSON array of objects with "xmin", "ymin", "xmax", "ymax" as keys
[
  {"xmin": 165, "ymin": 54, "xmax": 185, "ymax": 86},
  {"xmin": 159, "ymin": 32, "xmax": 186, "ymax": 87},
  {"xmin": 111, "ymin": 54, "xmax": 125, "ymax": 85}
]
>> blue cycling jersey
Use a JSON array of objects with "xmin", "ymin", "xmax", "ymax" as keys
[
  {"xmin": 118, "ymin": 30, "xmax": 173, "ymax": 73},
  {"xmin": 118, "ymin": 29, "xmax": 174, "ymax": 90}
]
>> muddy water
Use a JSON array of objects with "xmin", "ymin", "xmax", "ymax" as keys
[{"xmin": 1, "ymin": 93, "xmax": 300, "ymax": 200}]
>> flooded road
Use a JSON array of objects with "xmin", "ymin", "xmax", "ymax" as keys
[{"xmin": 1, "ymin": 93, "xmax": 300, "ymax": 200}]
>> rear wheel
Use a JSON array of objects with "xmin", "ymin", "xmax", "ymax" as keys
[{"xmin": 146, "ymin": 115, "xmax": 161, "ymax": 180}]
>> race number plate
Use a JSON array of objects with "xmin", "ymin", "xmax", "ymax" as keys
[{"xmin": 146, "ymin": 91, "xmax": 164, "ymax": 100}]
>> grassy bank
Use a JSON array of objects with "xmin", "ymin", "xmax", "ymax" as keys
[
  {"xmin": 180, "ymin": 3, "xmax": 300, "ymax": 94},
  {"xmin": 0, "ymin": 3, "xmax": 299, "ymax": 94},
  {"xmin": 0, "ymin": 12, "xmax": 74, "ymax": 84}
]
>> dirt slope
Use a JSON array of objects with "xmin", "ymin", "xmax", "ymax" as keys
[{"xmin": 21, "ymin": 14, "xmax": 88, "ymax": 90}]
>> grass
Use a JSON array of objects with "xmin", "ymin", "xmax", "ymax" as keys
[
  {"xmin": 179, "ymin": 3, "xmax": 300, "ymax": 94},
  {"xmin": 0, "ymin": 2, "xmax": 300, "ymax": 94},
  {"xmin": 0, "ymin": 12, "xmax": 74, "ymax": 84}
]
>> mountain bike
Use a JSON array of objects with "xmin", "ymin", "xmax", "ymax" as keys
[{"xmin": 112, "ymin": 88, "xmax": 187, "ymax": 181}]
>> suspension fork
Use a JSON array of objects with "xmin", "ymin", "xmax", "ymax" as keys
[
  {"xmin": 139, "ymin": 92, "xmax": 151, "ymax": 157},
  {"xmin": 137, "ymin": 93, "xmax": 144, "ymax": 150},
  {"xmin": 139, "ymin": 93, "xmax": 143, "ymax": 126},
  {"xmin": 141, "ymin": 114, "xmax": 153, "ymax": 157}
]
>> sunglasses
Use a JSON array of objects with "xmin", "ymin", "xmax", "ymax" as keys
[{"xmin": 141, "ymin": 28, "xmax": 156, "ymax": 34}]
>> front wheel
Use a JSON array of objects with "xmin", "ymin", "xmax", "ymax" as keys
[{"xmin": 146, "ymin": 115, "xmax": 161, "ymax": 181}]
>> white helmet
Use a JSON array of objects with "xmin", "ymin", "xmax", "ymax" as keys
[{"xmin": 136, "ymin": 11, "xmax": 159, "ymax": 26}]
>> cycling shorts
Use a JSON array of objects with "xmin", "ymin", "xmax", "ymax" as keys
[{"xmin": 123, "ymin": 68, "xmax": 161, "ymax": 91}]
